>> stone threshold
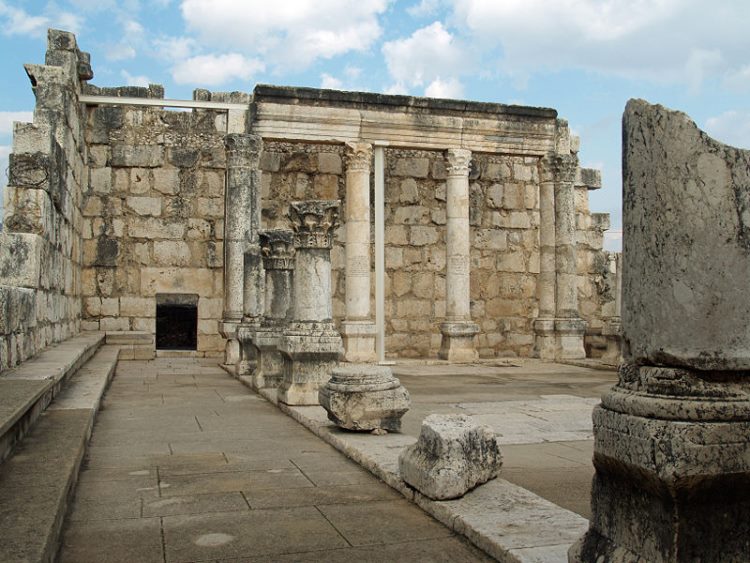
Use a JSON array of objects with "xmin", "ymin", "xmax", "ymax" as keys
[{"xmin": 252, "ymin": 385, "xmax": 588, "ymax": 563}]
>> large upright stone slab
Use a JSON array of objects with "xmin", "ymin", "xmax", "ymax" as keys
[
  {"xmin": 399, "ymin": 414, "xmax": 502, "ymax": 500},
  {"xmin": 571, "ymin": 99, "xmax": 750, "ymax": 563}
]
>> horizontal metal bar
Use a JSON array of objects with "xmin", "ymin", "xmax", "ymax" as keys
[{"xmin": 78, "ymin": 95, "xmax": 248, "ymax": 111}]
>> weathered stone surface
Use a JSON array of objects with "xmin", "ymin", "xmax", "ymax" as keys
[
  {"xmin": 573, "ymin": 100, "xmax": 750, "ymax": 563},
  {"xmin": 319, "ymin": 364, "xmax": 410, "ymax": 432},
  {"xmin": 399, "ymin": 414, "xmax": 502, "ymax": 500}
]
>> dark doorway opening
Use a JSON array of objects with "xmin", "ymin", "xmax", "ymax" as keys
[{"xmin": 156, "ymin": 294, "xmax": 198, "ymax": 350}]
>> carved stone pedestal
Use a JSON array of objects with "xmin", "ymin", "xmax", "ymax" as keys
[
  {"xmin": 278, "ymin": 322, "xmax": 343, "ymax": 405},
  {"xmin": 439, "ymin": 321, "xmax": 479, "ymax": 362},
  {"xmin": 319, "ymin": 364, "xmax": 410, "ymax": 432},
  {"xmin": 340, "ymin": 321, "xmax": 378, "ymax": 363},
  {"xmin": 600, "ymin": 317, "xmax": 621, "ymax": 366},
  {"xmin": 533, "ymin": 318, "xmax": 556, "ymax": 361},
  {"xmin": 554, "ymin": 318, "xmax": 586, "ymax": 360},
  {"xmin": 570, "ymin": 365, "xmax": 750, "ymax": 563}
]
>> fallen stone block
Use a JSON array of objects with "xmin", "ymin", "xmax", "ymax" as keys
[
  {"xmin": 319, "ymin": 364, "xmax": 410, "ymax": 432},
  {"xmin": 399, "ymin": 414, "xmax": 501, "ymax": 500}
]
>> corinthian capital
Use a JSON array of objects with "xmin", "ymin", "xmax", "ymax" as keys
[
  {"xmin": 288, "ymin": 200, "xmax": 341, "ymax": 249},
  {"xmin": 445, "ymin": 148, "xmax": 472, "ymax": 177},
  {"xmin": 540, "ymin": 154, "xmax": 578, "ymax": 185},
  {"xmin": 344, "ymin": 142, "xmax": 373, "ymax": 172},
  {"xmin": 224, "ymin": 134, "xmax": 262, "ymax": 167}
]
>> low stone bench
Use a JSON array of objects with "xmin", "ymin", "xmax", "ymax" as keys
[
  {"xmin": 0, "ymin": 331, "xmax": 104, "ymax": 463},
  {"xmin": 105, "ymin": 330, "xmax": 155, "ymax": 360},
  {"xmin": 0, "ymin": 343, "xmax": 119, "ymax": 563}
]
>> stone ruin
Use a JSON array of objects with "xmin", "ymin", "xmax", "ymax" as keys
[
  {"xmin": 571, "ymin": 100, "xmax": 750, "ymax": 562},
  {"xmin": 0, "ymin": 29, "xmax": 620, "ymax": 384}
]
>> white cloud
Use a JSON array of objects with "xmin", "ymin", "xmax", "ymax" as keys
[
  {"xmin": 320, "ymin": 74, "xmax": 343, "ymax": 90},
  {"xmin": 180, "ymin": 0, "xmax": 389, "ymax": 69},
  {"xmin": 0, "ymin": 2, "xmax": 81, "ymax": 37},
  {"xmin": 0, "ymin": 111, "xmax": 33, "ymax": 135},
  {"xmin": 424, "ymin": 77, "xmax": 463, "ymax": 98},
  {"xmin": 407, "ymin": 0, "xmax": 441, "ymax": 17},
  {"xmin": 383, "ymin": 82, "xmax": 409, "ymax": 95},
  {"xmin": 121, "ymin": 70, "xmax": 151, "ymax": 87},
  {"xmin": 603, "ymin": 229, "xmax": 622, "ymax": 252},
  {"xmin": 449, "ymin": 0, "xmax": 750, "ymax": 89},
  {"xmin": 152, "ymin": 36, "xmax": 198, "ymax": 62},
  {"xmin": 382, "ymin": 22, "xmax": 467, "ymax": 92},
  {"xmin": 724, "ymin": 65, "xmax": 750, "ymax": 93},
  {"xmin": 704, "ymin": 110, "xmax": 750, "ymax": 149},
  {"xmin": 171, "ymin": 53, "xmax": 264, "ymax": 85}
]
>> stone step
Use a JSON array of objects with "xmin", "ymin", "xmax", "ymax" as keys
[
  {"xmin": 104, "ymin": 331, "xmax": 155, "ymax": 361},
  {"xmin": 0, "ymin": 344, "xmax": 119, "ymax": 563},
  {"xmin": 0, "ymin": 332, "xmax": 104, "ymax": 463}
]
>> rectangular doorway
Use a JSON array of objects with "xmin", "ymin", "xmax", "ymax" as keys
[{"xmin": 156, "ymin": 293, "xmax": 198, "ymax": 350}]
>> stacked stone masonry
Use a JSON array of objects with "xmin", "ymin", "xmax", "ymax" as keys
[{"xmin": 0, "ymin": 30, "xmax": 616, "ymax": 366}]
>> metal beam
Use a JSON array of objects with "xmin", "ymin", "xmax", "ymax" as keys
[{"xmin": 78, "ymin": 95, "xmax": 248, "ymax": 111}]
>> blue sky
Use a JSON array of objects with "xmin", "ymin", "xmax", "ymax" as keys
[{"xmin": 2, "ymin": 0, "xmax": 750, "ymax": 250}]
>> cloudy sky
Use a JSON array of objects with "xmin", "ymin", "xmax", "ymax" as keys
[{"xmin": 2, "ymin": 0, "xmax": 750, "ymax": 249}]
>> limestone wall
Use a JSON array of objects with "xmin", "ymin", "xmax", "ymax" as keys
[
  {"xmin": 0, "ymin": 31, "xmax": 91, "ymax": 371},
  {"xmin": 80, "ymin": 92, "xmax": 238, "ymax": 356}
]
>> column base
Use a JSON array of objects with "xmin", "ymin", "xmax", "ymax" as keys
[
  {"xmin": 533, "ymin": 318, "xmax": 556, "ymax": 360},
  {"xmin": 236, "ymin": 322, "xmax": 260, "ymax": 376},
  {"xmin": 573, "ymin": 368, "xmax": 750, "ymax": 563},
  {"xmin": 438, "ymin": 321, "xmax": 479, "ymax": 362},
  {"xmin": 340, "ymin": 321, "xmax": 377, "ymax": 363},
  {"xmin": 600, "ymin": 317, "xmax": 622, "ymax": 366},
  {"xmin": 220, "ymin": 321, "xmax": 241, "ymax": 367},
  {"xmin": 554, "ymin": 318, "xmax": 586, "ymax": 360},
  {"xmin": 319, "ymin": 364, "xmax": 410, "ymax": 432},
  {"xmin": 250, "ymin": 326, "xmax": 284, "ymax": 390},
  {"xmin": 278, "ymin": 322, "xmax": 343, "ymax": 406}
]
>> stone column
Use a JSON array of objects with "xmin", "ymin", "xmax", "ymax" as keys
[
  {"xmin": 249, "ymin": 229, "xmax": 294, "ymax": 390},
  {"xmin": 533, "ymin": 156, "xmax": 557, "ymax": 360},
  {"xmin": 341, "ymin": 142, "xmax": 377, "ymax": 362},
  {"xmin": 601, "ymin": 252, "xmax": 622, "ymax": 365},
  {"xmin": 553, "ymin": 154, "xmax": 586, "ymax": 359},
  {"xmin": 278, "ymin": 200, "xmax": 344, "ymax": 405},
  {"xmin": 221, "ymin": 134, "xmax": 262, "ymax": 367},
  {"xmin": 571, "ymin": 100, "xmax": 750, "ymax": 562},
  {"xmin": 439, "ymin": 148, "xmax": 479, "ymax": 361}
]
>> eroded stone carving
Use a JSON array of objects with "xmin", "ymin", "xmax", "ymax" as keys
[
  {"xmin": 319, "ymin": 364, "xmax": 410, "ymax": 432},
  {"xmin": 399, "ymin": 414, "xmax": 502, "ymax": 500},
  {"xmin": 571, "ymin": 99, "xmax": 750, "ymax": 563},
  {"xmin": 278, "ymin": 200, "xmax": 344, "ymax": 405}
]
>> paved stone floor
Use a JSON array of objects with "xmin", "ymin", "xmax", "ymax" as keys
[
  {"xmin": 60, "ymin": 358, "xmax": 492, "ymax": 562},
  {"xmin": 392, "ymin": 360, "xmax": 617, "ymax": 518}
]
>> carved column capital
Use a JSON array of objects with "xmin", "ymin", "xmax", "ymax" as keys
[
  {"xmin": 225, "ymin": 133, "xmax": 262, "ymax": 167},
  {"xmin": 344, "ymin": 142, "xmax": 373, "ymax": 172},
  {"xmin": 540, "ymin": 154, "xmax": 578, "ymax": 185},
  {"xmin": 260, "ymin": 229, "xmax": 295, "ymax": 270},
  {"xmin": 289, "ymin": 200, "xmax": 341, "ymax": 249},
  {"xmin": 445, "ymin": 148, "xmax": 472, "ymax": 177}
]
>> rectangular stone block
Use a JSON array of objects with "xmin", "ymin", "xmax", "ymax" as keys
[
  {"xmin": 140, "ymin": 267, "xmax": 216, "ymax": 297},
  {"xmin": 111, "ymin": 145, "xmax": 164, "ymax": 168},
  {"xmin": 0, "ymin": 233, "xmax": 43, "ymax": 288}
]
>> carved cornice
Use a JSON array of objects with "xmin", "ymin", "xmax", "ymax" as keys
[
  {"xmin": 225, "ymin": 133, "xmax": 263, "ymax": 167},
  {"xmin": 344, "ymin": 142, "xmax": 373, "ymax": 172},
  {"xmin": 445, "ymin": 148, "xmax": 472, "ymax": 177},
  {"xmin": 260, "ymin": 229, "xmax": 295, "ymax": 270},
  {"xmin": 288, "ymin": 200, "xmax": 341, "ymax": 249}
]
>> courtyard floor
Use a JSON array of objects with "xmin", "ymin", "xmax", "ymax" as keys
[{"xmin": 59, "ymin": 356, "xmax": 617, "ymax": 562}]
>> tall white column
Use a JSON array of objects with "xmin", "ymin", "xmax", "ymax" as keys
[
  {"xmin": 341, "ymin": 142, "xmax": 377, "ymax": 362},
  {"xmin": 221, "ymin": 134, "xmax": 262, "ymax": 366},
  {"xmin": 553, "ymin": 154, "xmax": 586, "ymax": 359},
  {"xmin": 533, "ymin": 156, "xmax": 557, "ymax": 359},
  {"xmin": 439, "ymin": 148, "xmax": 479, "ymax": 361}
]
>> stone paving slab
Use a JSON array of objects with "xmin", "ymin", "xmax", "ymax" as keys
[{"xmin": 60, "ymin": 359, "xmax": 488, "ymax": 562}]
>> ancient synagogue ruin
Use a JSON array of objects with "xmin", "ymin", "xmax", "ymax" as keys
[
  {"xmin": 11, "ymin": 28, "xmax": 750, "ymax": 563},
  {"xmin": 0, "ymin": 30, "xmax": 618, "ymax": 381}
]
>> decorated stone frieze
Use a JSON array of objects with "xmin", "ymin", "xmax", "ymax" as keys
[{"xmin": 288, "ymin": 200, "xmax": 340, "ymax": 249}]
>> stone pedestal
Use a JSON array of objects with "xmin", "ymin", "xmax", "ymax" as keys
[
  {"xmin": 439, "ymin": 148, "xmax": 479, "ymax": 361},
  {"xmin": 601, "ymin": 317, "xmax": 621, "ymax": 366},
  {"xmin": 572, "ymin": 99, "xmax": 750, "ymax": 563},
  {"xmin": 250, "ymin": 230, "xmax": 294, "ymax": 390},
  {"xmin": 319, "ymin": 364, "xmax": 410, "ymax": 432},
  {"xmin": 399, "ymin": 414, "xmax": 502, "ymax": 500},
  {"xmin": 278, "ymin": 201, "xmax": 344, "ymax": 406},
  {"xmin": 222, "ymin": 134, "xmax": 262, "ymax": 366},
  {"xmin": 342, "ymin": 142, "xmax": 377, "ymax": 362}
]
